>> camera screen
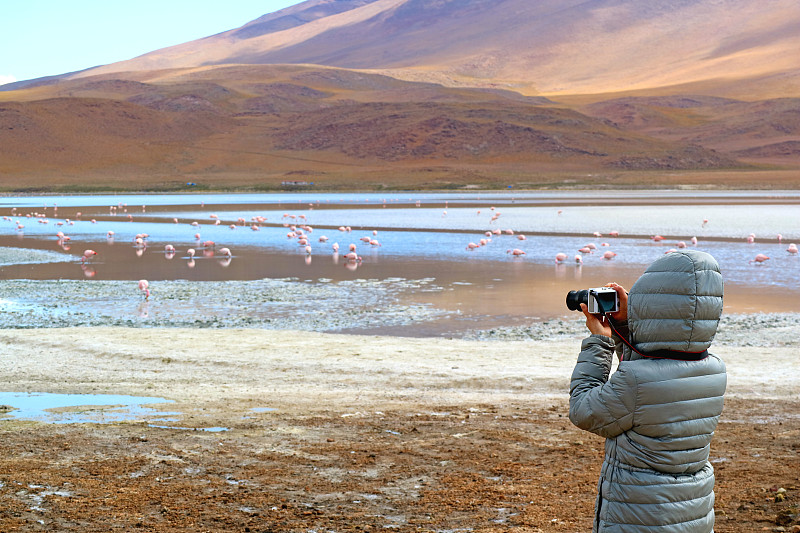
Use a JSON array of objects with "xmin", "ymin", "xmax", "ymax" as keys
[{"xmin": 592, "ymin": 291, "xmax": 618, "ymax": 313}]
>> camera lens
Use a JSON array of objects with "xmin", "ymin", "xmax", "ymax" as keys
[{"xmin": 566, "ymin": 289, "xmax": 588, "ymax": 311}]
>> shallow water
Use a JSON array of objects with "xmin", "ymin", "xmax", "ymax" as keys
[
  {"xmin": 0, "ymin": 392, "xmax": 173, "ymax": 425},
  {"xmin": 0, "ymin": 191, "xmax": 797, "ymax": 336}
]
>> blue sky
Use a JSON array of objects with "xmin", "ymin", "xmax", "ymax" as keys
[{"xmin": 0, "ymin": 1, "xmax": 301, "ymax": 85}]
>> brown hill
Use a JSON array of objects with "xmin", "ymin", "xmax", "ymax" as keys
[
  {"xmin": 73, "ymin": 0, "xmax": 800, "ymax": 99},
  {"xmin": 0, "ymin": 65, "xmax": 746, "ymax": 192},
  {"xmin": 581, "ymin": 96, "xmax": 800, "ymax": 166}
]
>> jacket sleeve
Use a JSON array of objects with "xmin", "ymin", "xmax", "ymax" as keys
[{"xmin": 569, "ymin": 334, "xmax": 637, "ymax": 438}]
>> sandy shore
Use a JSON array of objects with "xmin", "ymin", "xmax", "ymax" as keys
[
  {"xmin": 3, "ymin": 326, "xmax": 798, "ymax": 409},
  {"xmin": 1, "ymin": 327, "xmax": 798, "ymax": 531}
]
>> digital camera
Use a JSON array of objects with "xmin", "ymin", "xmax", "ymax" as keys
[{"xmin": 566, "ymin": 287, "xmax": 619, "ymax": 314}]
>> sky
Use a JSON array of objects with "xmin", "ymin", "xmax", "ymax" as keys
[{"xmin": 0, "ymin": 0, "xmax": 302, "ymax": 86}]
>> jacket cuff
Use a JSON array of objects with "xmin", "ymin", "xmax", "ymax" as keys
[{"xmin": 580, "ymin": 334, "xmax": 615, "ymax": 351}]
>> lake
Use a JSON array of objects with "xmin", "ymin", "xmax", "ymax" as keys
[{"xmin": 0, "ymin": 190, "xmax": 797, "ymax": 336}]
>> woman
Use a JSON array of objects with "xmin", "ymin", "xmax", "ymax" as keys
[{"xmin": 569, "ymin": 250, "xmax": 727, "ymax": 532}]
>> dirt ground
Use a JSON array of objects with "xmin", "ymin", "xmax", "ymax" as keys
[{"xmin": 0, "ymin": 327, "xmax": 798, "ymax": 532}]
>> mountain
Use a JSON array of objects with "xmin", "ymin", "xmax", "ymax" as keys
[
  {"xmin": 73, "ymin": 0, "xmax": 800, "ymax": 98},
  {"xmin": 1, "ymin": 0, "xmax": 798, "ymax": 191}
]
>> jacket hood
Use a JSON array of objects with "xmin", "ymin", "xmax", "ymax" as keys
[{"xmin": 628, "ymin": 250, "xmax": 723, "ymax": 354}]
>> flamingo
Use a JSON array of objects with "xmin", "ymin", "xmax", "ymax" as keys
[
  {"xmin": 332, "ymin": 243, "xmax": 340, "ymax": 253},
  {"xmin": 787, "ymin": 243, "xmax": 798, "ymax": 254},
  {"xmin": 574, "ymin": 255, "xmax": 583, "ymax": 264},
  {"xmin": 187, "ymin": 248, "xmax": 196, "ymax": 259},
  {"xmin": 80, "ymin": 250, "xmax": 97, "ymax": 263},
  {"xmin": 555, "ymin": 253, "xmax": 567, "ymax": 263},
  {"xmin": 138, "ymin": 279, "xmax": 150, "ymax": 300},
  {"xmin": 507, "ymin": 248, "xmax": 525, "ymax": 256},
  {"xmin": 369, "ymin": 239, "xmax": 381, "ymax": 247},
  {"xmin": 750, "ymin": 254, "xmax": 769, "ymax": 264},
  {"xmin": 746, "ymin": 235, "xmax": 755, "ymax": 244},
  {"xmin": 578, "ymin": 247, "xmax": 592, "ymax": 254},
  {"xmin": 602, "ymin": 251, "xmax": 617, "ymax": 260},
  {"xmin": 609, "ymin": 230, "xmax": 620, "ymax": 237},
  {"xmin": 319, "ymin": 236, "xmax": 329, "ymax": 242},
  {"xmin": 676, "ymin": 241, "xmax": 687, "ymax": 248},
  {"xmin": 466, "ymin": 242, "xmax": 480, "ymax": 251},
  {"xmin": 349, "ymin": 243, "xmax": 357, "ymax": 252},
  {"xmin": 517, "ymin": 235, "xmax": 526, "ymax": 241},
  {"xmin": 343, "ymin": 252, "xmax": 362, "ymax": 262},
  {"xmin": 218, "ymin": 247, "xmax": 232, "ymax": 258},
  {"xmin": 691, "ymin": 236, "xmax": 698, "ymax": 246},
  {"xmin": 652, "ymin": 235, "xmax": 664, "ymax": 242}
]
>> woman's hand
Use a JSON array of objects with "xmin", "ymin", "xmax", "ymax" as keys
[{"xmin": 581, "ymin": 303, "xmax": 612, "ymax": 337}]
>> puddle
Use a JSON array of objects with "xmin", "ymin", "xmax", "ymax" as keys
[
  {"xmin": 0, "ymin": 392, "xmax": 174, "ymax": 425},
  {"xmin": 148, "ymin": 424, "xmax": 229, "ymax": 432}
]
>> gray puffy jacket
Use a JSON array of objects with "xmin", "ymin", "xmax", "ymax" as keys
[{"xmin": 569, "ymin": 250, "xmax": 727, "ymax": 532}]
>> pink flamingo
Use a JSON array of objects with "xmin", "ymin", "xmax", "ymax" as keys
[
  {"xmin": 609, "ymin": 231, "xmax": 620, "ymax": 237},
  {"xmin": 343, "ymin": 252, "xmax": 362, "ymax": 262},
  {"xmin": 369, "ymin": 239, "xmax": 381, "ymax": 247},
  {"xmin": 138, "ymin": 279, "xmax": 150, "ymax": 300},
  {"xmin": 466, "ymin": 242, "xmax": 480, "ymax": 250},
  {"xmin": 218, "ymin": 247, "xmax": 231, "ymax": 258},
  {"xmin": 81, "ymin": 249, "xmax": 97, "ymax": 263},
  {"xmin": 507, "ymin": 248, "xmax": 525, "ymax": 256},
  {"xmin": 555, "ymin": 253, "xmax": 567, "ymax": 263},
  {"xmin": 332, "ymin": 243, "xmax": 340, "ymax": 253},
  {"xmin": 602, "ymin": 251, "xmax": 617, "ymax": 260},
  {"xmin": 652, "ymin": 235, "xmax": 664, "ymax": 242},
  {"xmin": 676, "ymin": 241, "xmax": 687, "ymax": 248},
  {"xmin": 746, "ymin": 234, "xmax": 755, "ymax": 244},
  {"xmin": 691, "ymin": 237, "xmax": 698, "ymax": 246},
  {"xmin": 578, "ymin": 247, "xmax": 592, "ymax": 254},
  {"xmin": 574, "ymin": 255, "xmax": 583, "ymax": 264},
  {"xmin": 319, "ymin": 236, "xmax": 329, "ymax": 242},
  {"xmin": 517, "ymin": 235, "xmax": 526, "ymax": 241},
  {"xmin": 777, "ymin": 234, "xmax": 783, "ymax": 243},
  {"xmin": 787, "ymin": 243, "xmax": 798, "ymax": 254},
  {"xmin": 750, "ymin": 254, "xmax": 769, "ymax": 264},
  {"xmin": 349, "ymin": 243, "xmax": 357, "ymax": 252}
]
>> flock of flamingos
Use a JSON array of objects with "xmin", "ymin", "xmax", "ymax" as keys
[{"xmin": 2, "ymin": 201, "xmax": 798, "ymax": 301}]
